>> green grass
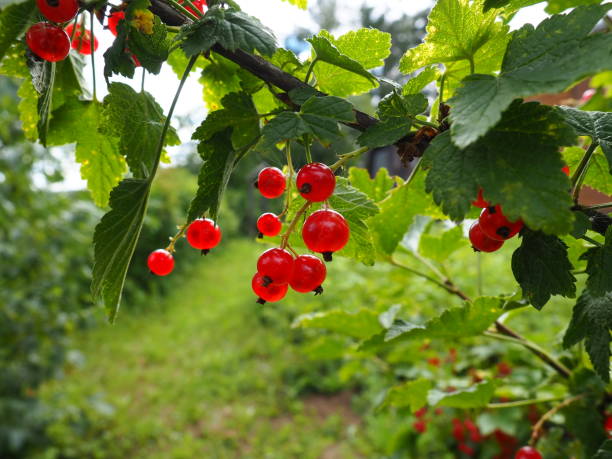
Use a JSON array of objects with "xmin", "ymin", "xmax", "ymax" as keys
[{"xmin": 40, "ymin": 240, "xmax": 367, "ymax": 459}]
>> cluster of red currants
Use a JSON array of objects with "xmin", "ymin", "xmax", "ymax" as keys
[
  {"xmin": 25, "ymin": 0, "xmax": 80, "ymax": 62},
  {"xmin": 252, "ymin": 163, "xmax": 350, "ymax": 304}
]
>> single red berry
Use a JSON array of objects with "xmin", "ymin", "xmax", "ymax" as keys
[
  {"xmin": 479, "ymin": 205, "xmax": 523, "ymax": 241},
  {"xmin": 296, "ymin": 162, "xmax": 336, "ymax": 202},
  {"xmin": 65, "ymin": 24, "xmax": 98, "ymax": 55},
  {"xmin": 413, "ymin": 419, "xmax": 427, "ymax": 434},
  {"xmin": 464, "ymin": 419, "xmax": 481, "ymax": 443},
  {"xmin": 458, "ymin": 442, "xmax": 475, "ymax": 456},
  {"xmin": 257, "ymin": 248, "xmax": 294, "ymax": 285},
  {"xmin": 26, "ymin": 23, "xmax": 71, "ymax": 62},
  {"xmin": 147, "ymin": 249, "xmax": 174, "ymax": 276},
  {"xmin": 497, "ymin": 361, "xmax": 512, "ymax": 377},
  {"xmin": 427, "ymin": 356, "xmax": 440, "ymax": 367},
  {"xmin": 515, "ymin": 446, "xmax": 542, "ymax": 459},
  {"xmin": 302, "ymin": 209, "xmax": 350, "ymax": 261},
  {"xmin": 469, "ymin": 222, "xmax": 504, "ymax": 253},
  {"xmin": 107, "ymin": 10, "xmax": 125, "ymax": 36},
  {"xmin": 186, "ymin": 218, "xmax": 222, "ymax": 254},
  {"xmin": 256, "ymin": 167, "xmax": 286, "ymax": 198},
  {"xmin": 36, "ymin": 0, "xmax": 78, "ymax": 23},
  {"xmin": 452, "ymin": 418, "xmax": 465, "ymax": 442},
  {"xmin": 562, "ymin": 165, "xmax": 570, "ymax": 176},
  {"xmin": 289, "ymin": 255, "xmax": 327, "ymax": 294},
  {"xmin": 471, "ymin": 188, "xmax": 489, "ymax": 208},
  {"xmin": 252, "ymin": 272, "xmax": 288, "ymax": 304},
  {"xmin": 257, "ymin": 213, "xmax": 282, "ymax": 238},
  {"xmin": 605, "ymin": 415, "xmax": 612, "ymax": 433},
  {"xmin": 414, "ymin": 407, "xmax": 427, "ymax": 419}
]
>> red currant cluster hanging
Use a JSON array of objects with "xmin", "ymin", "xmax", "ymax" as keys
[
  {"xmin": 25, "ymin": 0, "xmax": 79, "ymax": 62},
  {"xmin": 252, "ymin": 163, "xmax": 350, "ymax": 304}
]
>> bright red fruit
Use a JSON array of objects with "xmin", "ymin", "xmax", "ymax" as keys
[
  {"xmin": 497, "ymin": 361, "xmax": 512, "ymax": 377},
  {"xmin": 257, "ymin": 213, "xmax": 282, "ymax": 238},
  {"xmin": 458, "ymin": 442, "xmax": 475, "ymax": 456},
  {"xmin": 26, "ymin": 23, "xmax": 71, "ymax": 62},
  {"xmin": 296, "ymin": 162, "xmax": 336, "ymax": 202},
  {"xmin": 147, "ymin": 249, "xmax": 174, "ymax": 276},
  {"xmin": 289, "ymin": 255, "xmax": 327, "ymax": 294},
  {"xmin": 469, "ymin": 222, "xmax": 504, "ymax": 253},
  {"xmin": 479, "ymin": 206, "xmax": 523, "ymax": 241},
  {"xmin": 562, "ymin": 165, "xmax": 570, "ymax": 176},
  {"xmin": 472, "ymin": 188, "xmax": 489, "ymax": 208},
  {"xmin": 257, "ymin": 248, "xmax": 294, "ymax": 285},
  {"xmin": 302, "ymin": 209, "xmax": 350, "ymax": 261},
  {"xmin": 427, "ymin": 356, "xmax": 440, "ymax": 367},
  {"xmin": 515, "ymin": 446, "xmax": 542, "ymax": 459},
  {"xmin": 256, "ymin": 167, "xmax": 286, "ymax": 199},
  {"xmin": 107, "ymin": 11, "xmax": 125, "ymax": 36},
  {"xmin": 186, "ymin": 218, "xmax": 222, "ymax": 253},
  {"xmin": 413, "ymin": 419, "xmax": 427, "ymax": 433},
  {"xmin": 464, "ymin": 419, "xmax": 481, "ymax": 443},
  {"xmin": 605, "ymin": 415, "xmax": 612, "ymax": 433},
  {"xmin": 414, "ymin": 406, "xmax": 427, "ymax": 418},
  {"xmin": 36, "ymin": 0, "xmax": 78, "ymax": 23},
  {"xmin": 452, "ymin": 418, "xmax": 465, "ymax": 442},
  {"xmin": 64, "ymin": 24, "xmax": 98, "ymax": 55},
  {"xmin": 252, "ymin": 273, "xmax": 288, "ymax": 304},
  {"xmin": 179, "ymin": 0, "xmax": 207, "ymax": 16}
]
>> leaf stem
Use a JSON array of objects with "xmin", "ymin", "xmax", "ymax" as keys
[
  {"xmin": 165, "ymin": 0, "xmax": 199, "ymax": 21},
  {"xmin": 285, "ymin": 142, "xmax": 294, "ymax": 212},
  {"xmin": 529, "ymin": 394, "xmax": 585, "ymax": 446},
  {"xmin": 90, "ymin": 12, "xmax": 97, "ymax": 101},
  {"xmin": 166, "ymin": 225, "xmax": 187, "ymax": 252},
  {"xmin": 412, "ymin": 118, "xmax": 439, "ymax": 129},
  {"xmin": 304, "ymin": 57, "xmax": 318, "ymax": 85},
  {"xmin": 304, "ymin": 137, "xmax": 313, "ymax": 163},
  {"xmin": 330, "ymin": 146, "xmax": 369, "ymax": 171},
  {"xmin": 141, "ymin": 67, "xmax": 146, "ymax": 93},
  {"xmin": 280, "ymin": 200, "xmax": 311, "ymax": 249},
  {"xmin": 468, "ymin": 57, "xmax": 475, "ymax": 75},
  {"xmin": 389, "ymin": 258, "xmax": 462, "ymax": 296},
  {"xmin": 582, "ymin": 202, "xmax": 612, "ymax": 211},
  {"xmin": 486, "ymin": 396, "xmax": 566, "ymax": 409},
  {"xmin": 182, "ymin": 0, "xmax": 205, "ymax": 17},
  {"xmin": 571, "ymin": 141, "xmax": 598, "ymax": 203}
]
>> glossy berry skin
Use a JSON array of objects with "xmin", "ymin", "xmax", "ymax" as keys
[
  {"xmin": 302, "ymin": 210, "xmax": 350, "ymax": 261},
  {"xmin": 562, "ymin": 165, "xmax": 570, "ymax": 176},
  {"xmin": 26, "ymin": 23, "xmax": 71, "ymax": 62},
  {"xmin": 256, "ymin": 167, "xmax": 286, "ymax": 199},
  {"xmin": 479, "ymin": 205, "xmax": 524, "ymax": 241},
  {"xmin": 252, "ymin": 273, "xmax": 288, "ymax": 304},
  {"xmin": 296, "ymin": 163, "xmax": 336, "ymax": 202},
  {"xmin": 180, "ymin": 0, "xmax": 207, "ymax": 16},
  {"xmin": 257, "ymin": 213, "xmax": 282, "ymax": 237},
  {"xmin": 65, "ymin": 24, "xmax": 98, "ymax": 55},
  {"xmin": 471, "ymin": 188, "xmax": 489, "ymax": 208},
  {"xmin": 147, "ymin": 249, "xmax": 174, "ymax": 276},
  {"xmin": 289, "ymin": 255, "xmax": 327, "ymax": 294},
  {"xmin": 257, "ymin": 248, "xmax": 294, "ymax": 285},
  {"xmin": 186, "ymin": 218, "xmax": 222, "ymax": 253},
  {"xmin": 606, "ymin": 415, "xmax": 612, "ymax": 432},
  {"xmin": 469, "ymin": 222, "xmax": 504, "ymax": 253},
  {"xmin": 107, "ymin": 11, "xmax": 125, "ymax": 36},
  {"xmin": 515, "ymin": 446, "xmax": 542, "ymax": 459},
  {"xmin": 36, "ymin": 0, "xmax": 78, "ymax": 23}
]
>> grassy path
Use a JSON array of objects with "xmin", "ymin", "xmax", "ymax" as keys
[{"xmin": 41, "ymin": 241, "xmax": 364, "ymax": 458}]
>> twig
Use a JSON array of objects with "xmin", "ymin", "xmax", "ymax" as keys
[
  {"xmin": 571, "ymin": 142, "xmax": 598, "ymax": 203},
  {"xmin": 529, "ymin": 394, "xmax": 585, "ymax": 446},
  {"xmin": 487, "ymin": 396, "xmax": 566, "ymax": 409}
]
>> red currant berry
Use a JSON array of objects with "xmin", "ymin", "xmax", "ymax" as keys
[
  {"xmin": 515, "ymin": 446, "xmax": 542, "ymax": 459},
  {"xmin": 186, "ymin": 218, "xmax": 222, "ymax": 254},
  {"xmin": 414, "ymin": 407, "xmax": 427, "ymax": 419},
  {"xmin": 179, "ymin": 0, "xmax": 207, "ymax": 16},
  {"xmin": 562, "ymin": 165, "xmax": 570, "ymax": 176},
  {"xmin": 252, "ymin": 273, "xmax": 288, "ymax": 304},
  {"xmin": 296, "ymin": 162, "xmax": 336, "ymax": 202},
  {"xmin": 257, "ymin": 248, "xmax": 294, "ymax": 285},
  {"xmin": 457, "ymin": 443, "xmax": 474, "ymax": 456},
  {"xmin": 147, "ymin": 249, "xmax": 174, "ymax": 276},
  {"xmin": 302, "ymin": 209, "xmax": 350, "ymax": 261},
  {"xmin": 289, "ymin": 255, "xmax": 327, "ymax": 294},
  {"xmin": 469, "ymin": 222, "xmax": 504, "ymax": 253},
  {"xmin": 256, "ymin": 167, "xmax": 286, "ymax": 198},
  {"xmin": 107, "ymin": 11, "xmax": 125, "ymax": 36},
  {"xmin": 65, "ymin": 24, "xmax": 98, "ymax": 55},
  {"xmin": 26, "ymin": 23, "xmax": 71, "ymax": 62},
  {"xmin": 36, "ymin": 0, "xmax": 78, "ymax": 23},
  {"xmin": 413, "ymin": 419, "xmax": 427, "ymax": 434},
  {"xmin": 605, "ymin": 415, "xmax": 612, "ymax": 433},
  {"xmin": 471, "ymin": 188, "xmax": 489, "ymax": 208},
  {"xmin": 479, "ymin": 205, "xmax": 524, "ymax": 241},
  {"xmin": 257, "ymin": 213, "xmax": 282, "ymax": 238}
]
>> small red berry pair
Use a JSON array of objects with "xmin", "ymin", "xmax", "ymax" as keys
[
  {"xmin": 255, "ymin": 162, "xmax": 336, "ymax": 203},
  {"xmin": 65, "ymin": 24, "xmax": 99, "ymax": 55}
]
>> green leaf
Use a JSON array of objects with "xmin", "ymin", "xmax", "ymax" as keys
[
  {"xmin": 581, "ymin": 227, "xmax": 612, "ymax": 297},
  {"xmin": 403, "ymin": 66, "xmax": 440, "ymax": 95},
  {"xmin": 377, "ymin": 91, "xmax": 428, "ymax": 120},
  {"xmin": 423, "ymin": 101, "xmax": 575, "ymax": 233},
  {"xmin": 563, "ymin": 395, "xmax": 607, "ymax": 456},
  {"xmin": 92, "ymin": 179, "xmax": 151, "ymax": 322},
  {"xmin": 593, "ymin": 440, "xmax": 612, "ymax": 459},
  {"xmin": 128, "ymin": 15, "xmax": 171, "ymax": 74},
  {"xmin": 450, "ymin": 4, "xmax": 612, "ymax": 148},
  {"xmin": 545, "ymin": 0, "xmax": 603, "ymax": 14},
  {"xmin": 357, "ymin": 118, "xmax": 412, "ymax": 149},
  {"xmin": 103, "ymin": 21, "xmax": 136, "ymax": 79},
  {"xmin": 188, "ymin": 129, "xmax": 236, "ymax": 223},
  {"xmin": 400, "ymin": 0, "xmax": 509, "ymax": 75},
  {"xmin": 428, "ymin": 380, "xmax": 496, "ymax": 408},
  {"xmin": 511, "ymin": 230, "xmax": 577, "ymax": 309},
  {"xmin": 382, "ymin": 379, "xmax": 432, "ymax": 412},
  {"xmin": 419, "ymin": 226, "xmax": 468, "ymax": 264},
  {"xmin": 348, "ymin": 167, "xmax": 395, "ymax": 202},
  {"xmin": 0, "ymin": 0, "xmax": 35, "ymax": 62},
  {"xmin": 292, "ymin": 308, "xmax": 383, "ymax": 339},
  {"xmin": 100, "ymin": 83, "xmax": 179, "ymax": 179},
  {"xmin": 563, "ymin": 146, "xmax": 612, "ymax": 196},
  {"xmin": 557, "ymin": 107, "xmax": 612, "ymax": 173}
]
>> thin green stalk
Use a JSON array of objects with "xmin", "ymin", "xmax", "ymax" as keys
[
  {"xmin": 182, "ymin": 0, "xmax": 205, "ymax": 17},
  {"xmin": 581, "ymin": 235, "xmax": 603, "ymax": 247},
  {"xmin": 285, "ymin": 142, "xmax": 294, "ymax": 211},
  {"xmin": 90, "ymin": 12, "xmax": 97, "ymax": 101},
  {"xmin": 166, "ymin": 25, "xmax": 181, "ymax": 33},
  {"xmin": 468, "ymin": 57, "xmax": 475, "ymax": 75},
  {"xmin": 330, "ymin": 146, "xmax": 369, "ymax": 171},
  {"xmin": 571, "ymin": 142, "xmax": 598, "ymax": 202},
  {"xmin": 165, "ymin": 0, "xmax": 199, "ymax": 21},
  {"xmin": 390, "ymin": 258, "xmax": 460, "ymax": 295},
  {"xmin": 477, "ymin": 252, "xmax": 483, "ymax": 296},
  {"xmin": 304, "ymin": 137, "xmax": 313, "ymax": 163},
  {"xmin": 583, "ymin": 202, "xmax": 612, "ymax": 211},
  {"xmin": 141, "ymin": 67, "xmax": 146, "ymax": 92},
  {"xmin": 304, "ymin": 57, "xmax": 318, "ymax": 85},
  {"xmin": 486, "ymin": 396, "xmax": 566, "ymax": 409},
  {"xmin": 69, "ymin": 15, "xmax": 79, "ymax": 40},
  {"xmin": 412, "ymin": 118, "xmax": 439, "ymax": 129}
]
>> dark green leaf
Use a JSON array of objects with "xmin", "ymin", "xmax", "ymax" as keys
[
  {"xmin": 128, "ymin": 15, "xmax": 171, "ymax": 74},
  {"xmin": 103, "ymin": 22, "xmax": 136, "ymax": 79},
  {"xmin": 428, "ymin": 381, "xmax": 496, "ymax": 408},
  {"xmin": 34, "ymin": 60, "xmax": 54, "ymax": 146},
  {"xmin": 563, "ymin": 396, "xmax": 607, "ymax": 456},
  {"xmin": 546, "ymin": 0, "xmax": 603, "ymax": 14},
  {"xmin": 593, "ymin": 440, "xmax": 612, "ymax": 459},
  {"xmin": 581, "ymin": 227, "xmax": 612, "ymax": 297},
  {"xmin": 571, "ymin": 211, "xmax": 591, "ymax": 239},
  {"xmin": 0, "ymin": 0, "xmax": 35, "ymax": 62},
  {"xmin": 357, "ymin": 118, "xmax": 411, "ymax": 149},
  {"xmin": 378, "ymin": 91, "xmax": 428, "ymax": 120}
]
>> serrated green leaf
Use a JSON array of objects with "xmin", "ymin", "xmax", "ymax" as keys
[
  {"xmin": 563, "ymin": 394, "xmax": 607, "ymax": 456},
  {"xmin": 92, "ymin": 179, "xmax": 151, "ymax": 322},
  {"xmin": 581, "ymin": 227, "xmax": 612, "ymax": 297},
  {"xmin": 103, "ymin": 21, "xmax": 136, "ymax": 79},
  {"xmin": 378, "ymin": 91, "xmax": 428, "ymax": 120},
  {"xmin": 545, "ymin": 0, "xmax": 602, "ymax": 13},
  {"xmin": 382, "ymin": 379, "xmax": 432, "ymax": 412},
  {"xmin": 292, "ymin": 308, "xmax": 383, "ymax": 339},
  {"xmin": 450, "ymin": 4, "xmax": 612, "ymax": 148},
  {"xmin": 571, "ymin": 211, "xmax": 591, "ymax": 239},
  {"xmin": 428, "ymin": 380, "xmax": 496, "ymax": 408},
  {"xmin": 0, "ymin": 0, "xmax": 34, "ymax": 62},
  {"xmin": 357, "ymin": 118, "xmax": 412, "ymax": 149},
  {"xmin": 424, "ymin": 101, "xmax": 575, "ymax": 233},
  {"xmin": 128, "ymin": 15, "xmax": 171, "ymax": 74},
  {"xmin": 563, "ymin": 146, "xmax": 612, "ymax": 196},
  {"xmin": 511, "ymin": 230, "xmax": 576, "ymax": 309},
  {"xmin": 348, "ymin": 167, "xmax": 395, "ymax": 202},
  {"xmin": 403, "ymin": 66, "xmax": 440, "ymax": 95},
  {"xmin": 419, "ymin": 226, "xmax": 468, "ymax": 264}
]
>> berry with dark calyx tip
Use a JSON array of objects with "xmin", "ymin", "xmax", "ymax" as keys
[
  {"xmin": 36, "ymin": 0, "xmax": 78, "ymax": 23},
  {"xmin": 256, "ymin": 213, "xmax": 282, "ymax": 238},
  {"xmin": 65, "ymin": 24, "xmax": 98, "ymax": 55},
  {"xmin": 562, "ymin": 165, "xmax": 570, "ymax": 176},
  {"xmin": 515, "ymin": 446, "xmax": 542, "ymax": 459},
  {"xmin": 256, "ymin": 167, "xmax": 286, "ymax": 199},
  {"xmin": 469, "ymin": 222, "xmax": 504, "ymax": 253},
  {"xmin": 26, "ymin": 23, "xmax": 71, "ymax": 62},
  {"xmin": 107, "ymin": 10, "xmax": 125, "ymax": 36},
  {"xmin": 471, "ymin": 188, "xmax": 489, "ymax": 208},
  {"xmin": 252, "ymin": 273, "xmax": 288, "ymax": 304},
  {"xmin": 296, "ymin": 162, "xmax": 336, "ymax": 202},
  {"xmin": 147, "ymin": 249, "xmax": 174, "ymax": 276},
  {"xmin": 302, "ymin": 209, "xmax": 350, "ymax": 262},
  {"xmin": 479, "ymin": 205, "xmax": 524, "ymax": 241},
  {"xmin": 289, "ymin": 255, "xmax": 327, "ymax": 294},
  {"xmin": 186, "ymin": 218, "xmax": 222, "ymax": 253},
  {"xmin": 257, "ymin": 248, "xmax": 294, "ymax": 285}
]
